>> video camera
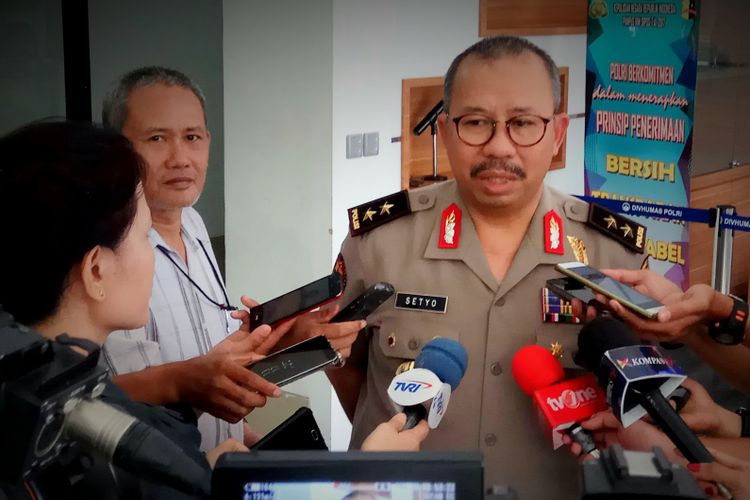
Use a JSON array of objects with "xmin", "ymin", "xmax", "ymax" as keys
[
  {"xmin": 0, "ymin": 307, "xmax": 210, "ymax": 499},
  {"xmin": 0, "ymin": 307, "xmax": 108, "ymax": 486}
]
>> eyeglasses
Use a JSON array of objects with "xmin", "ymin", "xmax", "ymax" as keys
[{"xmin": 451, "ymin": 114, "xmax": 553, "ymax": 147}]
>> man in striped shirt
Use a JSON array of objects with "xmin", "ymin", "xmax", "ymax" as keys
[{"xmin": 100, "ymin": 67, "xmax": 363, "ymax": 452}]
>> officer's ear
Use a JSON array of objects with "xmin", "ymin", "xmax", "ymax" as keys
[
  {"xmin": 437, "ymin": 112, "xmax": 448, "ymax": 145},
  {"xmin": 552, "ymin": 113, "xmax": 570, "ymax": 156}
]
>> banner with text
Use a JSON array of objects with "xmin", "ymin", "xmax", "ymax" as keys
[{"xmin": 584, "ymin": 0, "xmax": 698, "ymax": 288}]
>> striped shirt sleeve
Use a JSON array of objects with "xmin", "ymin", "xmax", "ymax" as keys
[{"xmin": 102, "ymin": 312, "xmax": 163, "ymax": 375}]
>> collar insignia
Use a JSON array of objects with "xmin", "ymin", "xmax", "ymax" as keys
[
  {"xmin": 544, "ymin": 210, "xmax": 564, "ymax": 255},
  {"xmin": 438, "ymin": 203, "xmax": 461, "ymax": 249}
]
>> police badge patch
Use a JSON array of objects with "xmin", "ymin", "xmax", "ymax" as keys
[{"xmin": 333, "ymin": 253, "xmax": 347, "ymax": 290}]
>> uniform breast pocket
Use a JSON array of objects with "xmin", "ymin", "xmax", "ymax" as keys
[
  {"xmin": 534, "ymin": 322, "xmax": 581, "ymax": 369},
  {"xmin": 374, "ymin": 317, "xmax": 460, "ymax": 365}
]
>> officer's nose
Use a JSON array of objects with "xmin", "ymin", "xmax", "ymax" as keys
[{"xmin": 481, "ymin": 123, "xmax": 517, "ymax": 159}]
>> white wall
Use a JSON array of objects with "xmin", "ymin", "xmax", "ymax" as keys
[
  {"xmin": 329, "ymin": 0, "xmax": 587, "ymax": 449},
  {"xmin": 223, "ymin": 0, "xmax": 334, "ymax": 444}
]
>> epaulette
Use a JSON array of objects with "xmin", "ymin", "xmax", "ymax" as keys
[
  {"xmin": 348, "ymin": 190, "xmax": 412, "ymax": 237},
  {"xmin": 586, "ymin": 202, "xmax": 647, "ymax": 254}
]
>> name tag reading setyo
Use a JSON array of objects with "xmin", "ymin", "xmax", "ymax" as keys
[{"xmin": 394, "ymin": 293, "xmax": 448, "ymax": 314}]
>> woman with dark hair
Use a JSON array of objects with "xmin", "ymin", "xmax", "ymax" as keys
[
  {"xmin": 0, "ymin": 121, "xmax": 220, "ymax": 499},
  {"xmin": 0, "ymin": 120, "xmax": 151, "ymax": 331}
]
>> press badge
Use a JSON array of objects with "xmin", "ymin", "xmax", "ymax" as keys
[{"xmin": 394, "ymin": 292, "xmax": 448, "ymax": 314}]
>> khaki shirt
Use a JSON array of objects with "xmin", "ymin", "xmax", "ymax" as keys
[{"xmin": 338, "ymin": 180, "xmax": 643, "ymax": 500}]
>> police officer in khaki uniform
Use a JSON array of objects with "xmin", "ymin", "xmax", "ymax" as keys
[{"xmin": 328, "ymin": 37, "xmax": 646, "ymax": 499}]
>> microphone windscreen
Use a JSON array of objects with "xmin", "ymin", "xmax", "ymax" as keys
[
  {"xmin": 575, "ymin": 316, "xmax": 640, "ymax": 371},
  {"xmin": 511, "ymin": 345, "xmax": 565, "ymax": 395},
  {"xmin": 414, "ymin": 337, "xmax": 468, "ymax": 390}
]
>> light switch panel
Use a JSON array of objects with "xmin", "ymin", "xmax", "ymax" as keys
[
  {"xmin": 346, "ymin": 133, "xmax": 363, "ymax": 159},
  {"xmin": 363, "ymin": 132, "xmax": 379, "ymax": 157}
]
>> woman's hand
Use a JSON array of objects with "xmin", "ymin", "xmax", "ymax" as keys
[{"xmin": 361, "ymin": 413, "xmax": 430, "ymax": 452}]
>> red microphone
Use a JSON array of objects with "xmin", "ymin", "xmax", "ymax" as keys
[{"xmin": 511, "ymin": 345, "xmax": 608, "ymax": 456}]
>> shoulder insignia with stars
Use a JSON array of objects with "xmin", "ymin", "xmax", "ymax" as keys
[
  {"xmin": 348, "ymin": 190, "xmax": 412, "ymax": 237},
  {"xmin": 587, "ymin": 203, "xmax": 647, "ymax": 253}
]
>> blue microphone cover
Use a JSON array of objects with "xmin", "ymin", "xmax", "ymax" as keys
[{"xmin": 414, "ymin": 337, "xmax": 468, "ymax": 390}]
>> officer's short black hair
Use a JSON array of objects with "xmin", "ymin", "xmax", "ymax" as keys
[{"xmin": 443, "ymin": 36, "xmax": 561, "ymax": 115}]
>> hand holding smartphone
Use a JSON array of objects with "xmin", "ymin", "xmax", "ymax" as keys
[
  {"xmin": 250, "ymin": 407, "xmax": 328, "ymax": 451},
  {"xmin": 247, "ymin": 335, "xmax": 339, "ymax": 387},
  {"xmin": 546, "ymin": 277, "xmax": 597, "ymax": 304},
  {"xmin": 554, "ymin": 262, "xmax": 664, "ymax": 319},
  {"xmin": 331, "ymin": 282, "xmax": 395, "ymax": 323},
  {"xmin": 249, "ymin": 274, "xmax": 343, "ymax": 330}
]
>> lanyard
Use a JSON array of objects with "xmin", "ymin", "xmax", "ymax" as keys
[{"xmin": 156, "ymin": 240, "xmax": 237, "ymax": 311}]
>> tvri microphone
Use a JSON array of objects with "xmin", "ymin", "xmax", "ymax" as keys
[{"xmin": 387, "ymin": 337, "xmax": 468, "ymax": 429}]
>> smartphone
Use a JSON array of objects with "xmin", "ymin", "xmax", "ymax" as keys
[
  {"xmin": 330, "ymin": 282, "xmax": 395, "ymax": 323},
  {"xmin": 249, "ymin": 273, "xmax": 343, "ymax": 329},
  {"xmin": 247, "ymin": 335, "xmax": 339, "ymax": 387},
  {"xmin": 250, "ymin": 407, "xmax": 328, "ymax": 451},
  {"xmin": 555, "ymin": 262, "xmax": 664, "ymax": 319},
  {"xmin": 546, "ymin": 277, "xmax": 597, "ymax": 304}
]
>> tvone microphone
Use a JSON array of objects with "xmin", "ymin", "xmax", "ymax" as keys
[
  {"xmin": 64, "ymin": 398, "xmax": 210, "ymax": 497},
  {"xmin": 575, "ymin": 316, "xmax": 713, "ymax": 464},
  {"xmin": 387, "ymin": 338, "xmax": 468, "ymax": 430},
  {"xmin": 511, "ymin": 345, "xmax": 607, "ymax": 456}
]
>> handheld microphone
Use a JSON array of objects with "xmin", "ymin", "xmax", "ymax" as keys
[
  {"xmin": 511, "ymin": 345, "xmax": 607, "ymax": 456},
  {"xmin": 387, "ymin": 338, "xmax": 468, "ymax": 430},
  {"xmin": 64, "ymin": 398, "xmax": 210, "ymax": 497},
  {"xmin": 575, "ymin": 316, "xmax": 713, "ymax": 464}
]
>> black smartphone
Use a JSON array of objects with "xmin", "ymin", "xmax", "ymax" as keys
[
  {"xmin": 251, "ymin": 407, "xmax": 328, "ymax": 451},
  {"xmin": 555, "ymin": 262, "xmax": 665, "ymax": 319},
  {"xmin": 330, "ymin": 282, "xmax": 395, "ymax": 323},
  {"xmin": 546, "ymin": 277, "xmax": 597, "ymax": 304},
  {"xmin": 247, "ymin": 335, "xmax": 339, "ymax": 387},
  {"xmin": 249, "ymin": 273, "xmax": 343, "ymax": 329}
]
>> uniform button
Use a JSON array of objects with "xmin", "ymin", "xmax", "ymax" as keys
[
  {"xmin": 407, "ymin": 338, "xmax": 419, "ymax": 351},
  {"xmin": 490, "ymin": 363, "xmax": 502, "ymax": 376},
  {"xmin": 396, "ymin": 360, "xmax": 414, "ymax": 374},
  {"xmin": 495, "ymin": 298, "xmax": 506, "ymax": 307},
  {"xmin": 418, "ymin": 194, "xmax": 429, "ymax": 205},
  {"xmin": 387, "ymin": 333, "xmax": 396, "ymax": 348},
  {"xmin": 484, "ymin": 433, "xmax": 497, "ymax": 446}
]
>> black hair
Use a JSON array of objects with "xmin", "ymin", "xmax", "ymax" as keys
[
  {"xmin": 443, "ymin": 35, "xmax": 561, "ymax": 115},
  {"xmin": 0, "ymin": 120, "xmax": 144, "ymax": 325}
]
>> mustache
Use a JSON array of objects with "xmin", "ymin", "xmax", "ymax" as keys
[{"xmin": 470, "ymin": 160, "xmax": 526, "ymax": 179}]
